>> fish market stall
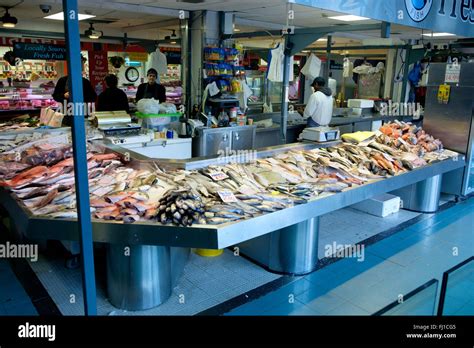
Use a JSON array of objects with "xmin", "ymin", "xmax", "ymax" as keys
[{"xmin": 0, "ymin": 122, "xmax": 465, "ymax": 310}]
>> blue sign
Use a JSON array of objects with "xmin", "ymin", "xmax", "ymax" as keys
[
  {"xmin": 405, "ymin": 0, "xmax": 433, "ymax": 22},
  {"xmin": 295, "ymin": 0, "xmax": 474, "ymax": 37},
  {"xmin": 13, "ymin": 42, "xmax": 67, "ymax": 60}
]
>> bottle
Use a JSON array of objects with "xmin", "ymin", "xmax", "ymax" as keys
[
  {"xmin": 218, "ymin": 109, "xmax": 229, "ymax": 127},
  {"xmin": 206, "ymin": 112, "xmax": 212, "ymax": 128}
]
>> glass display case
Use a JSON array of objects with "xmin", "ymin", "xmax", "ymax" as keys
[
  {"xmin": 0, "ymin": 86, "xmax": 58, "ymax": 111},
  {"xmin": 246, "ymin": 70, "xmax": 264, "ymax": 104}
]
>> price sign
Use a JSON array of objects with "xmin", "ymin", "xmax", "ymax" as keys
[
  {"xmin": 445, "ymin": 64, "xmax": 461, "ymax": 83},
  {"xmin": 209, "ymin": 172, "xmax": 229, "ymax": 181},
  {"xmin": 218, "ymin": 190, "xmax": 238, "ymax": 203},
  {"xmin": 437, "ymin": 84, "xmax": 451, "ymax": 104}
]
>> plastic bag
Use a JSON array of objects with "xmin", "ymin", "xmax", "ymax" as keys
[
  {"xmin": 136, "ymin": 98, "xmax": 160, "ymax": 114},
  {"xmin": 301, "ymin": 53, "xmax": 321, "ymax": 80},
  {"xmin": 158, "ymin": 103, "xmax": 177, "ymax": 114}
]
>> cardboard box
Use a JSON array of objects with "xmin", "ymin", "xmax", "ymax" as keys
[{"xmin": 351, "ymin": 194, "xmax": 401, "ymax": 217}]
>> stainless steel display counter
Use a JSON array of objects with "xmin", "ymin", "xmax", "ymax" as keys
[
  {"xmin": 0, "ymin": 142, "xmax": 465, "ymax": 309},
  {"xmin": 192, "ymin": 125, "xmax": 256, "ymax": 158},
  {"xmin": 252, "ymin": 113, "xmax": 421, "ymax": 148}
]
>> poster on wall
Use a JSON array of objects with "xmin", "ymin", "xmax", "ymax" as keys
[{"xmin": 88, "ymin": 51, "xmax": 108, "ymax": 95}]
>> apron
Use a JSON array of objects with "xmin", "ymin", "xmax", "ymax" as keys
[{"xmin": 143, "ymin": 84, "xmax": 157, "ymax": 99}]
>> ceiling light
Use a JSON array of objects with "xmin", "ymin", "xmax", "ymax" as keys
[
  {"xmin": 84, "ymin": 23, "xmax": 102, "ymax": 39},
  {"xmin": 234, "ymin": 28, "xmax": 241, "ymax": 32},
  {"xmin": 302, "ymin": 50, "xmax": 310, "ymax": 53},
  {"xmin": 165, "ymin": 29, "xmax": 178, "ymax": 43},
  {"xmin": 328, "ymin": 15, "xmax": 370, "ymax": 21},
  {"xmin": 1, "ymin": 8, "xmax": 18, "ymax": 28},
  {"xmin": 317, "ymin": 38, "xmax": 327, "ymax": 42},
  {"xmin": 45, "ymin": 11, "xmax": 96, "ymax": 21},
  {"xmin": 422, "ymin": 32, "xmax": 455, "ymax": 37}
]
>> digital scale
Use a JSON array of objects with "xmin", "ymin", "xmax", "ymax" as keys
[
  {"xmin": 299, "ymin": 126, "xmax": 341, "ymax": 142},
  {"xmin": 99, "ymin": 124, "xmax": 153, "ymax": 145}
]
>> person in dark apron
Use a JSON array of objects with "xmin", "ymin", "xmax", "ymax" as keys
[
  {"xmin": 135, "ymin": 68, "xmax": 166, "ymax": 103},
  {"xmin": 52, "ymin": 55, "xmax": 97, "ymax": 127}
]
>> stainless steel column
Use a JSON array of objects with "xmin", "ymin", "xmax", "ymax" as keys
[
  {"xmin": 107, "ymin": 244, "xmax": 189, "ymax": 311},
  {"xmin": 391, "ymin": 174, "xmax": 443, "ymax": 213},
  {"xmin": 238, "ymin": 217, "xmax": 320, "ymax": 275}
]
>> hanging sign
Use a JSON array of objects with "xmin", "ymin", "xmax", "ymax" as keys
[
  {"xmin": 128, "ymin": 52, "xmax": 148, "ymax": 62},
  {"xmin": 13, "ymin": 42, "xmax": 67, "ymax": 60},
  {"xmin": 294, "ymin": 0, "xmax": 474, "ymax": 38},
  {"xmin": 88, "ymin": 51, "xmax": 108, "ymax": 95}
]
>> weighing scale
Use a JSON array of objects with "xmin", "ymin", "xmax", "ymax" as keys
[
  {"xmin": 299, "ymin": 126, "xmax": 341, "ymax": 142},
  {"xmin": 94, "ymin": 111, "xmax": 154, "ymax": 145}
]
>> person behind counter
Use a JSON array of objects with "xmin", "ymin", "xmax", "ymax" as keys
[
  {"xmin": 135, "ymin": 68, "xmax": 166, "ymax": 103},
  {"xmin": 303, "ymin": 77, "xmax": 334, "ymax": 127},
  {"xmin": 97, "ymin": 74, "xmax": 130, "ymax": 113},
  {"xmin": 52, "ymin": 55, "xmax": 97, "ymax": 126}
]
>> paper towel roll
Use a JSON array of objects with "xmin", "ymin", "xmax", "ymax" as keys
[{"xmin": 95, "ymin": 115, "xmax": 132, "ymax": 127}]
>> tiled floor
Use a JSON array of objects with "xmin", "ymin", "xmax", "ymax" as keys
[
  {"xmin": 27, "ymin": 248, "xmax": 281, "ymax": 316},
  {"xmin": 318, "ymin": 207, "xmax": 420, "ymax": 258},
  {"xmin": 0, "ymin": 259, "xmax": 37, "ymax": 316},
  {"xmin": 226, "ymin": 197, "xmax": 474, "ymax": 316}
]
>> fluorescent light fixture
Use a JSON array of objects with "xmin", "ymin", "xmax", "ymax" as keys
[
  {"xmin": 328, "ymin": 15, "xmax": 369, "ymax": 21},
  {"xmin": 301, "ymin": 50, "xmax": 310, "ymax": 53},
  {"xmin": 422, "ymin": 32, "xmax": 455, "ymax": 37},
  {"xmin": 44, "ymin": 12, "xmax": 96, "ymax": 21},
  {"xmin": 317, "ymin": 38, "xmax": 327, "ymax": 42},
  {"xmin": 234, "ymin": 28, "xmax": 241, "ymax": 32}
]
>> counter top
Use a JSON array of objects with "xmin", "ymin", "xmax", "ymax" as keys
[
  {"xmin": 1, "ymin": 155, "xmax": 464, "ymax": 249},
  {"xmin": 254, "ymin": 114, "xmax": 421, "ymax": 132},
  {"xmin": 330, "ymin": 115, "xmax": 422, "ymax": 126}
]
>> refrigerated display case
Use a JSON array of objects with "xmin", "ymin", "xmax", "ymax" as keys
[
  {"xmin": 424, "ymin": 62, "xmax": 474, "ymax": 196},
  {"xmin": 0, "ymin": 86, "xmax": 58, "ymax": 112}
]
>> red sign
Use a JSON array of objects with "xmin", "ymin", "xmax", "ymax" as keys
[
  {"xmin": 0, "ymin": 37, "xmax": 64, "ymax": 46},
  {"xmin": 88, "ymin": 51, "xmax": 108, "ymax": 95}
]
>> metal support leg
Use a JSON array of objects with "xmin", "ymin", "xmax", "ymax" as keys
[
  {"xmin": 391, "ymin": 175, "xmax": 443, "ymax": 213},
  {"xmin": 107, "ymin": 245, "xmax": 190, "ymax": 311},
  {"xmin": 238, "ymin": 217, "xmax": 320, "ymax": 275}
]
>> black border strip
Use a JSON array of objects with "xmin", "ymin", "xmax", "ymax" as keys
[
  {"xmin": 437, "ymin": 256, "xmax": 474, "ymax": 316},
  {"xmin": 372, "ymin": 278, "xmax": 439, "ymax": 316}
]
